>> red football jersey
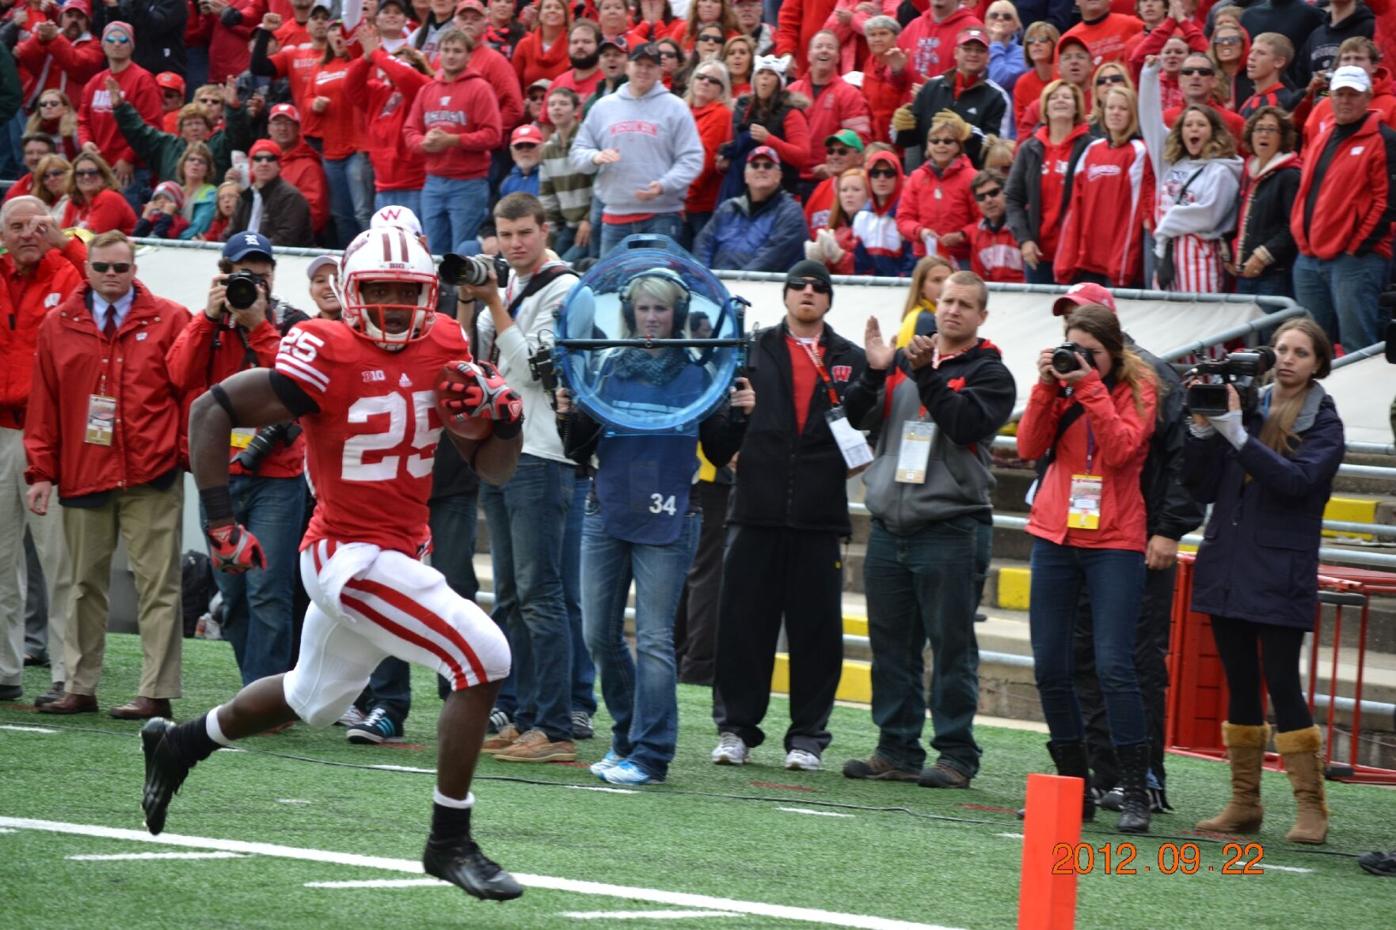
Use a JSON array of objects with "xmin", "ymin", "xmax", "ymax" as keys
[{"xmin": 274, "ymin": 317, "xmax": 472, "ymax": 556}]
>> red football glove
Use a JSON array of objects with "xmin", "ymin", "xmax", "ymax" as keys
[
  {"xmin": 206, "ymin": 523, "xmax": 266, "ymax": 574},
  {"xmin": 437, "ymin": 360, "xmax": 524, "ymax": 425}
]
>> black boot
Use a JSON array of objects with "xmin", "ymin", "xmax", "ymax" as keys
[
  {"xmin": 1018, "ymin": 741, "xmax": 1095, "ymax": 822},
  {"xmin": 1115, "ymin": 742, "xmax": 1151, "ymax": 834}
]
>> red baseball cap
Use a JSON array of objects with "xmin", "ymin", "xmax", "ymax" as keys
[
  {"xmin": 455, "ymin": 0, "xmax": 486, "ymax": 14},
  {"xmin": 155, "ymin": 72, "xmax": 185, "ymax": 94},
  {"xmin": 748, "ymin": 144, "xmax": 781, "ymax": 165},
  {"xmin": 511, "ymin": 124, "xmax": 544, "ymax": 146},
  {"xmin": 61, "ymin": 0, "xmax": 92, "ymax": 17},
  {"xmin": 1052, "ymin": 282, "xmax": 1117, "ymax": 316},
  {"xmin": 957, "ymin": 27, "xmax": 989, "ymax": 48},
  {"xmin": 268, "ymin": 103, "xmax": 301, "ymax": 123}
]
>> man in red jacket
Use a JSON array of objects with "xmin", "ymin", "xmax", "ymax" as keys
[
  {"xmin": 404, "ymin": 28, "xmax": 503, "ymax": 253},
  {"xmin": 165, "ymin": 233, "xmax": 310, "ymax": 687},
  {"xmin": 265, "ymin": 103, "xmax": 331, "ymax": 235},
  {"xmin": 24, "ymin": 230, "xmax": 189, "ymax": 719},
  {"xmin": 1290, "ymin": 65, "xmax": 1396, "ymax": 350},
  {"xmin": 0, "ymin": 198, "xmax": 85, "ymax": 706},
  {"xmin": 77, "ymin": 21, "xmax": 163, "ymax": 198},
  {"xmin": 787, "ymin": 31, "xmax": 872, "ymax": 193},
  {"xmin": 14, "ymin": 0, "xmax": 105, "ymax": 110}
]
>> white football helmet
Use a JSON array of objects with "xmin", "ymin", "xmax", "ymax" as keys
[{"xmin": 337, "ymin": 226, "xmax": 439, "ymax": 350}]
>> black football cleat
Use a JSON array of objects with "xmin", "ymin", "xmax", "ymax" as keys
[
  {"xmin": 423, "ymin": 839, "xmax": 524, "ymax": 901},
  {"xmin": 140, "ymin": 717, "xmax": 191, "ymax": 835}
]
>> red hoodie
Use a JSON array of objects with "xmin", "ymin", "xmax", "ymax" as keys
[
  {"xmin": 785, "ymin": 74, "xmax": 872, "ymax": 178},
  {"xmin": 686, "ymin": 100, "xmax": 734, "ymax": 214},
  {"xmin": 1061, "ymin": 13, "xmax": 1143, "ymax": 67},
  {"xmin": 774, "ymin": 0, "xmax": 839, "ymax": 75},
  {"xmin": 404, "ymin": 68, "xmax": 502, "ymax": 180},
  {"xmin": 347, "ymin": 49, "xmax": 430, "ymax": 192},
  {"xmin": 1054, "ymin": 136, "xmax": 1153, "ymax": 285},
  {"xmin": 77, "ymin": 64, "xmax": 163, "ymax": 168},
  {"xmin": 268, "ymin": 42, "xmax": 327, "ymax": 139},
  {"xmin": 1304, "ymin": 67, "xmax": 1396, "ymax": 144},
  {"xmin": 309, "ymin": 57, "xmax": 364, "ymax": 160},
  {"xmin": 15, "ymin": 32, "xmax": 105, "ymax": 108},
  {"xmin": 281, "ymin": 139, "xmax": 330, "ymax": 234},
  {"xmin": 896, "ymin": 152, "xmax": 976, "ymax": 260},
  {"xmin": 1034, "ymin": 121, "xmax": 1092, "ymax": 261},
  {"xmin": 512, "ymin": 29, "xmax": 570, "ymax": 88},
  {"xmin": 898, "ymin": 7, "xmax": 983, "ymax": 83},
  {"xmin": 202, "ymin": 0, "xmax": 267, "ymax": 83}
]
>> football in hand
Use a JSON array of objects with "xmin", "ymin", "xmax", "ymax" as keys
[{"xmin": 436, "ymin": 363, "xmax": 495, "ymax": 441}]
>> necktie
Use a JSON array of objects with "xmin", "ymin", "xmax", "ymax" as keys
[{"xmin": 103, "ymin": 304, "xmax": 117, "ymax": 341}]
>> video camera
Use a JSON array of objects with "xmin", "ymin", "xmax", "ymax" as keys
[
  {"xmin": 1184, "ymin": 347, "xmax": 1276, "ymax": 417},
  {"xmin": 439, "ymin": 252, "xmax": 511, "ymax": 289}
]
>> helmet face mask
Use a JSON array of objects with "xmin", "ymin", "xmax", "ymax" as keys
[{"xmin": 338, "ymin": 228, "xmax": 440, "ymax": 350}]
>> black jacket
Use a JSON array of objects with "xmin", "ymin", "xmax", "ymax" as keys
[
  {"xmin": 1235, "ymin": 155, "xmax": 1300, "ymax": 275},
  {"xmin": 1005, "ymin": 131, "xmax": 1092, "ymax": 247},
  {"xmin": 729, "ymin": 320, "xmax": 870, "ymax": 535},
  {"xmin": 94, "ymin": 0, "xmax": 188, "ymax": 78},
  {"xmin": 894, "ymin": 72, "xmax": 1012, "ymax": 169},
  {"xmin": 1298, "ymin": 3, "xmax": 1377, "ymax": 87},
  {"xmin": 1239, "ymin": 0, "xmax": 1326, "ymax": 87},
  {"xmin": 228, "ymin": 176, "xmax": 314, "ymax": 248},
  {"xmin": 1131, "ymin": 340, "xmax": 1205, "ymax": 542}
]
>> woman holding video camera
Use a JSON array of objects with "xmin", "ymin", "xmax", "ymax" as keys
[
  {"xmin": 1017, "ymin": 304, "xmax": 1158, "ymax": 833},
  {"xmin": 1184, "ymin": 318, "xmax": 1344, "ymax": 845},
  {"xmin": 555, "ymin": 269, "xmax": 753, "ymax": 786}
]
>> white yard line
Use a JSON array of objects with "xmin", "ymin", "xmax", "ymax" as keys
[
  {"xmin": 68, "ymin": 851, "xmax": 246, "ymax": 861},
  {"xmin": 367, "ymin": 764, "xmax": 435, "ymax": 774},
  {"xmin": 564, "ymin": 785, "xmax": 638, "ymax": 795},
  {"xmin": 0, "ymin": 816, "xmax": 964, "ymax": 930},
  {"xmin": 777, "ymin": 807, "xmax": 854, "ymax": 818},
  {"xmin": 560, "ymin": 910, "xmax": 739, "ymax": 920},
  {"xmin": 1261, "ymin": 865, "xmax": 1313, "ymax": 874},
  {"xmin": 994, "ymin": 833, "xmax": 1024, "ymax": 839},
  {"xmin": 0, "ymin": 724, "xmax": 58, "ymax": 734},
  {"xmin": 305, "ymin": 878, "xmax": 448, "ymax": 888}
]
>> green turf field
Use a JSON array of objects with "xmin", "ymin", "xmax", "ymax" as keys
[{"xmin": 2, "ymin": 633, "xmax": 1393, "ymax": 930}]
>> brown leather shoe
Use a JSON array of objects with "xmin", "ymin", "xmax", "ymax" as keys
[
  {"xmin": 109, "ymin": 697, "xmax": 173, "ymax": 720},
  {"xmin": 34, "ymin": 682, "xmax": 65, "ymax": 707},
  {"xmin": 38, "ymin": 692, "xmax": 99, "ymax": 715}
]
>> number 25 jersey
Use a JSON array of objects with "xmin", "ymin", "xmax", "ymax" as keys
[{"xmin": 274, "ymin": 318, "xmax": 472, "ymax": 556}]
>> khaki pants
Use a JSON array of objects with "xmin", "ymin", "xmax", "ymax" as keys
[
  {"xmin": 63, "ymin": 482, "xmax": 183, "ymax": 699},
  {"xmin": 0, "ymin": 427, "xmax": 70, "ymax": 689}
]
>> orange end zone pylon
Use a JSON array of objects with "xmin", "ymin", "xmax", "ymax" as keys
[{"xmin": 1017, "ymin": 773, "xmax": 1084, "ymax": 930}]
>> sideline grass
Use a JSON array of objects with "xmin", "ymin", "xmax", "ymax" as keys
[{"xmin": 2, "ymin": 633, "xmax": 1393, "ymax": 930}]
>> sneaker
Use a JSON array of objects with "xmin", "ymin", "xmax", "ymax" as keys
[
  {"xmin": 601, "ymin": 759, "xmax": 663, "ymax": 786},
  {"xmin": 842, "ymin": 754, "xmax": 920, "ymax": 781},
  {"xmin": 481, "ymin": 724, "xmax": 520, "ymax": 754},
  {"xmin": 423, "ymin": 838, "xmax": 524, "ymax": 901},
  {"xmin": 1099, "ymin": 786, "xmax": 1124, "ymax": 812},
  {"xmin": 589, "ymin": 750, "xmax": 623, "ymax": 778},
  {"xmin": 140, "ymin": 718, "xmax": 191, "ymax": 835},
  {"xmin": 917, "ymin": 761, "xmax": 972, "ymax": 789},
  {"xmin": 346, "ymin": 707, "xmax": 404, "ymax": 745},
  {"xmin": 1358, "ymin": 849, "xmax": 1396, "ymax": 877},
  {"xmin": 335, "ymin": 705, "xmax": 367, "ymax": 728},
  {"xmin": 487, "ymin": 708, "xmax": 511, "ymax": 735},
  {"xmin": 784, "ymin": 749, "xmax": 822, "ymax": 772},
  {"xmin": 493, "ymin": 728, "xmax": 577, "ymax": 763},
  {"xmin": 570, "ymin": 710, "xmax": 594, "ymax": 740},
  {"xmin": 711, "ymin": 732, "xmax": 749, "ymax": 766}
]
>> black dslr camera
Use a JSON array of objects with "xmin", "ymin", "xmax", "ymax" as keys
[
  {"xmin": 1050, "ymin": 342, "xmax": 1093, "ymax": 374},
  {"xmin": 1184, "ymin": 347, "xmax": 1276, "ymax": 417},
  {"xmin": 224, "ymin": 270, "xmax": 265, "ymax": 311},
  {"xmin": 439, "ymin": 252, "xmax": 511, "ymax": 289},
  {"xmin": 234, "ymin": 422, "xmax": 303, "ymax": 472}
]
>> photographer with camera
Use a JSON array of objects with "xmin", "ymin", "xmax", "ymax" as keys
[
  {"xmin": 166, "ymin": 232, "xmax": 310, "ymax": 687},
  {"xmin": 1183, "ymin": 318, "xmax": 1344, "ymax": 846},
  {"xmin": 1017, "ymin": 304, "xmax": 1159, "ymax": 834}
]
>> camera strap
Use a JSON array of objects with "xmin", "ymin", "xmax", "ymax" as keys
[
  {"xmin": 1032, "ymin": 402, "xmax": 1085, "ymax": 486},
  {"xmin": 507, "ymin": 264, "xmax": 574, "ymax": 319}
]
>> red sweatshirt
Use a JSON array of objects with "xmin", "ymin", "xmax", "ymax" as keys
[
  {"xmin": 1014, "ymin": 68, "xmax": 1053, "ymax": 140},
  {"xmin": 1035, "ymin": 122, "xmax": 1093, "ymax": 261},
  {"xmin": 964, "ymin": 218, "xmax": 1025, "ymax": 282},
  {"xmin": 404, "ymin": 68, "xmax": 502, "ymax": 180},
  {"xmin": 269, "ymin": 43, "xmax": 326, "ymax": 139},
  {"xmin": 77, "ymin": 64, "xmax": 163, "ymax": 168},
  {"xmin": 471, "ymin": 45, "xmax": 525, "ymax": 131},
  {"xmin": 686, "ymin": 100, "xmax": 734, "ymax": 214},
  {"xmin": 1054, "ymin": 137, "xmax": 1153, "ymax": 286},
  {"xmin": 62, "ymin": 188, "xmax": 137, "ymax": 235},
  {"xmin": 347, "ymin": 49, "xmax": 429, "ymax": 192},
  {"xmin": 512, "ymin": 30, "xmax": 570, "ymax": 88},
  {"xmin": 862, "ymin": 54, "xmax": 912, "ymax": 143},
  {"xmin": 309, "ymin": 57, "xmax": 363, "ymax": 160},
  {"xmin": 15, "ymin": 32, "xmax": 105, "ymax": 108},
  {"xmin": 203, "ymin": 0, "xmax": 267, "ymax": 83},
  {"xmin": 896, "ymin": 153, "xmax": 977, "ymax": 260},
  {"xmin": 774, "ymin": 0, "xmax": 838, "ymax": 74},
  {"xmin": 1061, "ymin": 13, "xmax": 1144, "ymax": 67},
  {"xmin": 281, "ymin": 139, "xmax": 330, "ymax": 234},
  {"xmin": 898, "ymin": 7, "xmax": 983, "ymax": 83},
  {"xmin": 785, "ymin": 75, "xmax": 871, "ymax": 179}
]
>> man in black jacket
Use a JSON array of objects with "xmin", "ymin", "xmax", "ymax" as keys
[
  {"xmin": 891, "ymin": 27, "xmax": 1012, "ymax": 169},
  {"xmin": 710, "ymin": 260, "xmax": 871, "ymax": 772},
  {"xmin": 1055, "ymin": 284, "xmax": 1204, "ymax": 813},
  {"xmin": 227, "ymin": 139, "xmax": 314, "ymax": 247}
]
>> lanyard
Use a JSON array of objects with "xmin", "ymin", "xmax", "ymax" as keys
[
  {"xmin": 797, "ymin": 339, "xmax": 842, "ymax": 407},
  {"xmin": 1084, "ymin": 421, "xmax": 1096, "ymax": 474}
]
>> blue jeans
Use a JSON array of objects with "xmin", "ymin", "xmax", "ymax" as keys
[
  {"xmin": 582, "ymin": 508, "xmax": 700, "ymax": 778},
  {"xmin": 1233, "ymin": 270, "xmax": 1293, "ymax": 299},
  {"xmin": 421, "ymin": 175, "xmax": 489, "ymax": 256},
  {"xmin": 563, "ymin": 475, "xmax": 597, "ymax": 715},
  {"xmin": 209, "ymin": 474, "xmax": 305, "ymax": 686},
  {"xmin": 374, "ymin": 189, "xmax": 423, "ymax": 223},
  {"xmin": 478, "ymin": 454, "xmax": 575, "ymax": 741},
  {"xmin": 1029, "ymin": 539, "xmax": 1147, "ymax": 747},
  {"xmin": 1025, "ymin": 259, "xmax": 1057, "ymax": 285},
  {"xmin": 599, "ymin": 212, "xmax": 684, "ymax": 258},
  {"xmin": 324, "ymin": 153, "xmax": 373, "ymax": 247},
  {"xmin": 864, "ymin": 516, "xmax": 983, "ymax": 776},
  {"xmin": 1292, "ymin": 251, "xmax": 1388, "ymax": 350}
]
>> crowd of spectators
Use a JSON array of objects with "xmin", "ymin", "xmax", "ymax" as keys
[{"xmin": 3, "ymin": 0, "xmax": 1393, "ymax": 349}]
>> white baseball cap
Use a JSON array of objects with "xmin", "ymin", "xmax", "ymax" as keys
[
  {"xmin": 370, "ymin": 205, "xmax": 424, "ymax": 239},
  {"xmin": 1330, "ymin": 65, "xmax": 1373, "ymax": 94},
  {"xmin": 306, "ymin": 254, "xmax": 337, "ymax": 280}
]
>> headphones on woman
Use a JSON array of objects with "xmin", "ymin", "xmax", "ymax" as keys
[{"xmin": 619, "ymin": 267, "xmax": 692, "ymax": 334}]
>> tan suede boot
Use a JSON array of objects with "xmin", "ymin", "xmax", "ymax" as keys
[
  {"xmin": 1275, "ymin": 725, "xmax": 1329, "ymax": 845},
  {"xmin": 1196, "ymin": 721, "xmax": 1269, "ymax": 833}
]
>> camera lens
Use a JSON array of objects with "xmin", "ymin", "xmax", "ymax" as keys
[
  {"xmin": 225, "ymin": 272, "xmax": 261, "ymax": 310},
  {"xmin": 1051, "ymin": 345, "xmax": 1082, "ymax": 374},
  {"xmin": 439, "ymin": 254, "xmax": 493, "ymax": 287}
]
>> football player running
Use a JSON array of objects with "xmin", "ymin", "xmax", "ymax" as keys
[{"xmin": 139, "ymin": 226, "xmax": 528, "ymax": 902}]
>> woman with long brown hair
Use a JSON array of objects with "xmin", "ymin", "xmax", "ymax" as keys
[
  {"xmin": 1018, "ymin": 304, "xmax": 1158, "ymax": 834},
  {"xmin": 1184, "ymin": 318, "xmax": 1342, "ymax": 845},
  {"xmin": 61, "ymin": 151, "xmax": 136, "ymax": 234}
]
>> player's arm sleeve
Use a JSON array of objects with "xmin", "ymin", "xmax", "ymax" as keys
[{"xmin": 268, "ymin": 370, "xmax": 320, "ymax": 416}]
